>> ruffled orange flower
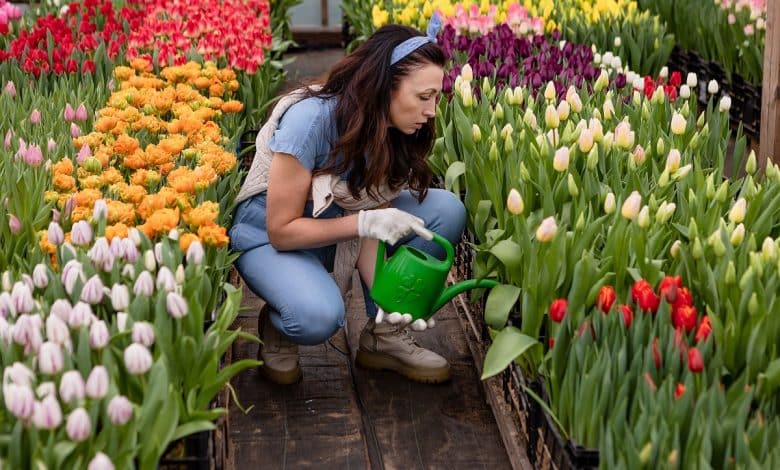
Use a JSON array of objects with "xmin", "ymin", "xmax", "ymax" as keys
[
  {"xmin": 194, "ymin": 107, "xmax": 215, "ymax": 121},
  {"xmin": 107, "ymin": 200, "xmax": 137, "ymax": 225},
  {"xmin": 70, "ymin": 205, "xmax": 92, "ymax": 223},
  {"xmin": 199, "ymin": 151, "xmax": 236, "ymax": 175},
  {"xmin": 38, "ymin": 231, "xmax": 56, "ymax": 255},
  {"xmin": 193, "ymin": 165, "xmax": 218, "ymax": 189},
  {"xmin": 221, "ymin": 100, "xmax": 243, "ymax": 113},
  {"xmin": 158, "ymin": 135, "xmax": 187, "ymax": 156},
  {"xmin": 94, "ymin": 116, "xmax": 119, "ymax": 133},
  {"xmin": 130, "ymin": 58, "xmax": 153, "ymax": 72},
  {"xmin": 53, "ymin": 173, "xmax": 76, "ymax": 192},
  {"xmin": 137, "ymin": 193, "xmax": 168, "ymax": 220},
  {"xmin": 74, "ymin": 188, "xmax": 103, "ymax": 208},
  {"xmin": 52, "ymin": 158, "xmax": 74, "ymax": 175},
  {"xmin": 198, "ymin": 224, "xmax": 229, "ymax": 247},
  {"xmin": 122, "ymin": 149, "xmax": 148, "ymax": 170},
  {"xmin": 179, "ymin": 232, "xmax": 200, "ymax": 252},
  {"xmin": 208, "ymin": 82, "xmax": 224, "ymax": 97},
  {"xmin": 105, "ymin": 223, "xmax": 130, "ymax": 241},
  {"xmin": 141, "ymin": 207, "xmax": 180, "ymax": 237},
  {"xmin": 114, "ymin": 66, "xmax": 135, "ymax": 80},
  {"xmin": 78, "ymin": 175, "xmax": 104, "ymax": 190},
  {"xmin": 131, "ymin": 169, "xmax": 161, "ymax": 188},
  {"xmin": 101, "ymin": 168, "xmax": 124, "ymax": 186},
  {"xmin": 184, "ymin": 201, "xmax": 220, "ymax": 227}
]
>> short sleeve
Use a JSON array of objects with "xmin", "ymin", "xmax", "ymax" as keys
[{"xmin": 268, "ymin": 98, "xmax": 326, "ymax": 171}]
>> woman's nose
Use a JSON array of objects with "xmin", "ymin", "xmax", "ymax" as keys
[{"xmin": 423, "ymin": 102, "xmax": 436, "ymax": 118}]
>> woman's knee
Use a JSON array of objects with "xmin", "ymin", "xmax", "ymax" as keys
[
  {"xmin": 276, "ymin": 298, "xmax": 345, "ymax": 345},
  {"xmin": 426, "ymin": 189, "xmax": 466, "ymax": 242}
]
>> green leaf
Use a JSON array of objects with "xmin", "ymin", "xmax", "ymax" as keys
[
  {"xmin": 444, "ymin": 161, "xmax": 466, "ymax": 194},
  {"xmin": 489, "ymin": 239, "xmax": 523, "ymax": 269},
  {"xmin": 170, "ymin": 421, "xmax": 217, "ymax": 442},
  {"xmin": 484, "ymin": 284, "xmax": 521, "ymax": 329},
  {"xmin": 481, "ymin": 326, "xmax": 540, "ymax": 379}
]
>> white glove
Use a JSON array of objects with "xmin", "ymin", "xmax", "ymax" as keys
[
  {"xmin": 376, "ymin": 307, "xmax": 436, "ymax": 331},
  {"xmin": 357, "ymin": 208, "xmax": 433, "ymax": 245}
]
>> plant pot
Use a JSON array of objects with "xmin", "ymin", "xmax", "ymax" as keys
[{"xmin": 158, "ymin": 430, "xmax": 212, "ymax": 470}]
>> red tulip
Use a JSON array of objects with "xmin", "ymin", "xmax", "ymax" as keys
[
  {"xmin": 674, "ymin": 383, "xmax": 685, "ymax": 400},
  {"xmin": 688, "ymin": 347, "xmax": 704, "ymax": 373},
  {"xmin": 636, "ymin": 287, "xmax": 660, "ymax": 314},
  {"xmin": 658, "ymin": 275, "xmax": 682, "ymax": 303},
  {"xmin": 673, "ymin": 305, "xmax": 698, "ymax": 333},
  {"xmin": 695, "ymin": 316, "xmax": 711, "ymax": 342},
  {"xmin": 631, "ymin": 279, "xmax": 653, "ymax": 302},
  {"xmin": 619, "ymin": 304, "xmax": 633, "ymax": 328},
  {"xmin": 596, "ymin": 285, "xmax": 616, "ymax": 313},
  {"xmin": 549, "ymin": 298, "xmax": 567, "ymax": 323},
  {"xmin": 669, "ymin": 71, "xmax": 682, "ymax": 87},
  {"xmin": 652, "ymin": 337, "xmax": 662, "ymax": 369},
  {"xmin": 672, "ymin": 287, "xmax": 693, "ymax": 311},
  {"xmin": 548, "ymin": 338, "xmax": 555, "ymax": 349}
]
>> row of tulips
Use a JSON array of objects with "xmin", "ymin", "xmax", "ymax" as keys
[
  {"xmin": 637, "ymin": 0, "xmax": 766, "ymax": 85},
  {"xmin": 0, "ymin": 0, "xmax": 294, "ymax": 467},
  {"xmin": 345, "ymin": 0, "xmax": 673, "ymax": 75},
  {"xmin": 428, "ymin": 17, "xmax": 780, "ymax": 461}
]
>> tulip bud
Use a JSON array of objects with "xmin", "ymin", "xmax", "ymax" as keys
[
  {"xmin": 670, "ymin": 240, "xmax": 682, "ymax": 258},
  {"xmin": 47, "ymin": 221, "xmax": 65, "ymax": 246},
  {"xmin": 602, "ymin": 98, "xmax": 615, "ymax": 121},
  {"xmin": 45, "ymin": 314, "xmax": 70, "ymax": 346},
  {"xmin": 594, "ymin": 70, "xmax": 609, "ymax": 92},
  {"xmin": 719, "ymin": 261, "xmax": 735, "ymax": 285},
  {"xmin": 719, "ymin": 96, "xmax": 732, "ymax": 112},
  {"xmin": 80, "ymin": 275, "xmax": 104, "ymax": 305},
  {"xmin": 557, "ymin": 101, "xmax": 570, "ymax": 122},
  {"xmin": 57, "ymin": 371, "xmax": 85, "ymax": 404},
  {"xmin": 30, "ymin": 109, "xmax": 42, "ymax": 125},
  {"xmin": 631, "ymin": 144, "xmax": 646, "ymax": 165},
  {"xmin": 472, "ymin": 124, "xmax": 481, "ymax": 143},
  {"xmin": 124, "ymin": 343, "xmax": 153, "ymax": 375},
  {"xmin": 544, "ymin": 105, "xmax": 559, "ymax": 129},
  {"xmin": 107, "ymin": 395, "xmax": 133, "ymax": 426},
  {"xmin": 500, "ymin": 123, "xmax": 513, "ymax": 141},
  {"xmin": 69, "ymin": 302, "xmax": 93, "ymax": 329},
  {"xmin": 586, "ymin": 147, "xmax": 598, "ymax": 171},
  {"xmin": 613, "ymin": 121, "xmax": 634, "ymax": 149},
  {"xmin": 89, "ymin": 321, "xmax": 110, "ymax": 350},
  {"xmin": 762, "ymin": 237, "xmax": 776, "ymax": 262},
  {"xmin": 132, "ymin": 322, "xmax": 155, "ymax": 347},
  {"xmin": 64, "ymin": 104, "xmax": 76, "ymax": 122},
  {"xmin": 673, "ymin": 164, "xmax": 692, "ymax": 180},
  {"xmin": 567, "ymin": 91, "xmax": 582, "ymax": 114},
  {"xmin": 71, "ymin": 221, "xmax": 93, "ymax": 247},
  {"xmin": 670, "ymin": 113, "xmax": 686, "ymax": 135},
  {"xmin": 506, "ymin": 189, "xmax": 524, "ymax": 215},
  {"xmin": 535, "ymin": 217, "xmax": 558, "ymax": 242},
  {"xmin": 680, "ymin": 85, "xmax": 691, "ymax": 99},
  {"xmin": 33, "ymin": 395, "xmax": 63, "ymax": 430},
  {"xmin": 655, "ymin": 138, "xmax": 665, "ymax": 157},
  {"xmin": 710, "ymin": 232, "xmax": 726, "ymax": 256},
  {"xmin": 691, "ymin": 238, "xmax": 703, "ymax": 259},
  {"xmin": 707, "ymin": 80, "xmax": 719, "ymax": 94},
  {"xmin": 155, "ymin": 267, "xmax": 176, "ymax": 293},
  {"xmin": 523, "ymin": 108, "xmax": 537, "ymax": 129},
  {"xmin": 133, "ymin": 271, "xmax": 154, "ymax": 297},
  {"xmin": 4, "ymin": 383, "xmax": 35, "ymax": 420},
  {"xmin": 75, "ymin": 104, "xmax": 88, "ymax": 122},
  {"xmin": 651, "ymin": 86, "xmax": 665, "ymax": 104},
  {"xmin": 567, "ymin": 174, "xmax": 579, "ymax": 197},
  {"xmin": 143, "ymin": 250, "xmax": 156, "ymax": 273},
  {"xmin": 460, "ymin": 63, "xmax": 473, "ymax": 82},
  {"xmin": 85, "ymin": 366, "xmax": 109, "ymax": 399},
  {"xmin": 88, "ymin": 452, "xmax": 115, "ymax": 470},
  {"xmin": 66, "ymin": 407, "xmax": 91, "ymax": 442},
  {"xmin": 12, "ymin": 282, "xmax": 34, "ymax": 314},
  {"xmin": 621, "ymin": 191, "xmax": 642, "ymax": 220},
  {"xmin": 544, "ymin": 81, "xmax": 556, "ymax": 101},
  {"xmin": 186, "ymin": 241, "xmax": 205, "ymax": 265},
  {"xmin": 461, "ymin": 84, "xmax": 473, "ymax": 108},
  {"xmin": 604, "ymin": 192, "xmax": 616, "ymax": 214},
  {"xmin": 746, "ymin": 150, "xmax": 757, "ymax": 175},
  {"xmin": 553, "ymin": 147, "xmax": 570, "ymax": 172},
  {"xmin": 38, "ymin": 342, "xmax": 64, "ymax": 375},
  {"xmin": 488, "ymin": 141, "xmax": 499, "ymax": 162},
  {"xmin": 513, "ymin": 86, "xmax": 524, "ymax": 107},
  {"xmin": 748, "ymin": 293, "xmax": 758, "ymax": 315},
  {"xmin": 494, "ymin": 102, "xmax": 504, "ymax": 121},
  {"xmin": 166, "ymin": 292, "xmax": 188, "ymax": 319},
  {"xmin": 729, "ymin": 198, "xmax": 746, "ymax": 224},
  {"xmin": 577, "ymin": 127, "xmax": 594, "ymax": 153},
  {"xmin": 714, "ymin": 180, "xmax": 729, "ymax": 203},
  {"xmin": 3, "ymin": 81, "xmax": 17, "ymax": 97},
  {"xmin": 31, "ymin": 264, "xmax": 48, "ymax": 290},
  {"xmin": 686, "ymin": 73, "xmax": 698, "ymax": 88},
  {"xmin": 637, "ymin": 206, "xmax": 650, "ymax": 229}
]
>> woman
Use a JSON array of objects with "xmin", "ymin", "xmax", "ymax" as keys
[{"xmin": 230, "ymin": 20, "xmax": 466, "ymax": 385}]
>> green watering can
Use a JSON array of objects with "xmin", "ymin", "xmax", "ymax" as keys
[{"xmin": 370, "ymin": 232, "xmax": 498, "ymax": 321}]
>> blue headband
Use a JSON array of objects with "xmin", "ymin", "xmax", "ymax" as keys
[{"xmin": 389, "ymin": 12, "xmax": 442, "ymax": 66}]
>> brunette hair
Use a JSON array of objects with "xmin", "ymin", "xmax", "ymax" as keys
[{"xmin": 310, "ymin": 25, "xmax": 445, "ymax": 202}]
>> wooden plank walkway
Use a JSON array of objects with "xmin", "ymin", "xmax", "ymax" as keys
[{"xmin": 226, "ymin": 274, "xmax": 514, "ymax": 469}]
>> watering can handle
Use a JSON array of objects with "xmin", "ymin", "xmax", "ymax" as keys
[{"xmin": 431, "ymin": 233, "xmax": 454, "ymax": 268}]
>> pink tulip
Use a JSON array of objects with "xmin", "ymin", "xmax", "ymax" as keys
[
  {"xmin": 85, "ymin": 366, "xmax": 109, "ymax": 399},
  {"xmin": 166, "ymin": 292, "xmax": 188, "ymax": 318},
  {"xmin": 70, "ymin": 123, "xmax": 81, "ymax": 138},
  {"xmin": 156, "ymin": 267, "xmax": 176, "ymax": 292},
  {"xmin": 8, "ymin": 214, "xmax": 21, "ymax": 234},
  {"xmin": 3, "ymin": 81, "xmax": 16, "ymax": 97},
  {"xmin": 33, "ymin": 395, "xmax": 63, "ymax": 430},
  {"xmin": 68, "ymin": 302, "xmax": 93, "ymax": 329},
  {"xmin": 75, "ymin": 104, "xmax": 88, "ymax": 122},
  {"xmin": 64, "ymin": 104, "xmax": 76, "ymax": 122},
  {"xmin": 3, "ymin": 383, "xmax": 35, "ymax": 419},
  {"xmin": 47, "ymin": 221, "xmax": 64, "ymax": 245},
  {"xmin": 88, "ymin": 452, "xmax": 115, "ymax": 470},
  {"xmin": 45, "ymin": 314, "xmax": 70, "ymax": 345},
  {"xmin": 30, "ymin": 109, "xmax": 41, "ymax": 125},
  {"xmin": 107, "ymin": 395, "xmax": 133, "ymax": 425},
  {"xmin": 59, "ymin": 370, "xmax": 86, "ymax": 403},
  {"xmin": 71, "ymin": 220, "xmax": 93, "ymax": 246},
  {"xmin": 80, "ymin": 275, "xmax": 104, "ymax": 305},
  {"xmin": 89, "ymin": 321, "xmax": 110, "ymax": 349},
  {"xmin": 38, "ymin": 342, "xmax": 64, "ymax": 374},
  {"xmin": 24, "ymin": 144, "xmax": 43, "ymax": 166},
  {"xmin": 66, "ymin": 408, "xmax": 91, "ymax": 442},
  {"xmin": 76, "ymin": 144, "xmax": 92, "ymax": 164},
  {"xmin": 133, "ymin": 271, "xmax": 154, "ymax": 297},
  {"xmin": 50, "ymin": 299, "xmax": 73, "ymax": 322},
  {"xmin": 131, "ymin": 322, "xmax": 155, "ymax": 347},
  {"xmin": 47, "ymin": 138, "xmax": 57, "ymax": 153},
  {"xmin": 3, "ymin": 130, "xmax": 11, "ymax": 149},
  {"xmin": 124, "ymin": 343, "xmax": 153, "ymax": 375},
  {"xmin": 11, "ymin": 282, "xmax": 33, "ymax": 314}
]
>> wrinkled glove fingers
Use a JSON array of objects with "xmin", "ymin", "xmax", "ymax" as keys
[
  {"xmin": 410, "ymin": 319, "xmax": 427, "ymax": 331},
  {"xmin": 376, "ymin": 308, "xmax": 385, "ymax": 324}
]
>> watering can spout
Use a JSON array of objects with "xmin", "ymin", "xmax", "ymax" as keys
[{"xmin": 433, "ymin": 278, "xmax": 499, "ymax": 313}]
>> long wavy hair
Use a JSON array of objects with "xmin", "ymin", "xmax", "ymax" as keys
[{"xmin": 309, "ymin": 25, "xmax": 445, "ymax": 202}]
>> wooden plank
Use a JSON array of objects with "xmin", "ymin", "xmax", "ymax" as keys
[
  {"xmin": 449, "ymin": 276, "xmax": 534, "ymax": 470},
  {"xmin": 761, "ymin": 0, "xmax": 780, "ymax": 163},
  {"xmin": 228, "ymin": 316, "xmax": 370, "ymax": 469},
  {"xmin": 344, "ymin": 274, "xmax": 513, "ymax": 470}
]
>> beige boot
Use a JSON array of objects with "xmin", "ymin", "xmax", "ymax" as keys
[
  {"xmin": 257, "ymin": 305, "xmax": 302, "ymax": 385},
  {"xmin": 355, "ymin": 319, "xmax": 450, "ymax": 383}
]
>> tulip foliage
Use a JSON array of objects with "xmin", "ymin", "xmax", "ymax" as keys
[
  {"xmin": 0, "ymin": 0, "xmax": 291, "ymax": 467},
  {"xmin": 429, "ymin": 18, "xmax": 780, "ymax": 460}
]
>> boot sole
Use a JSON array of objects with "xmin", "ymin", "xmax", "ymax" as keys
[
  {"xmin": 355, "ymin": 349, "xmax": 451, "ymax": 384},
  {"xmin": 257, "ymin": 348, "xmax": 303, "ymax": 385}
]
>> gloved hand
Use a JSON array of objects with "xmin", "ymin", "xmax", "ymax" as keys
[
  {"xmin": 358, "ymin": 208, "xmax": 433, "ymax": 245},
  {"xmin": 375, "ymin": 307, "xmax": 436, "ymax": 331}
]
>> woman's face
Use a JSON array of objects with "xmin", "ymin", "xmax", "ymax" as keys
[{"xmin": 389, "ymin": 63, "xmax": 443, "ymax": 134}]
